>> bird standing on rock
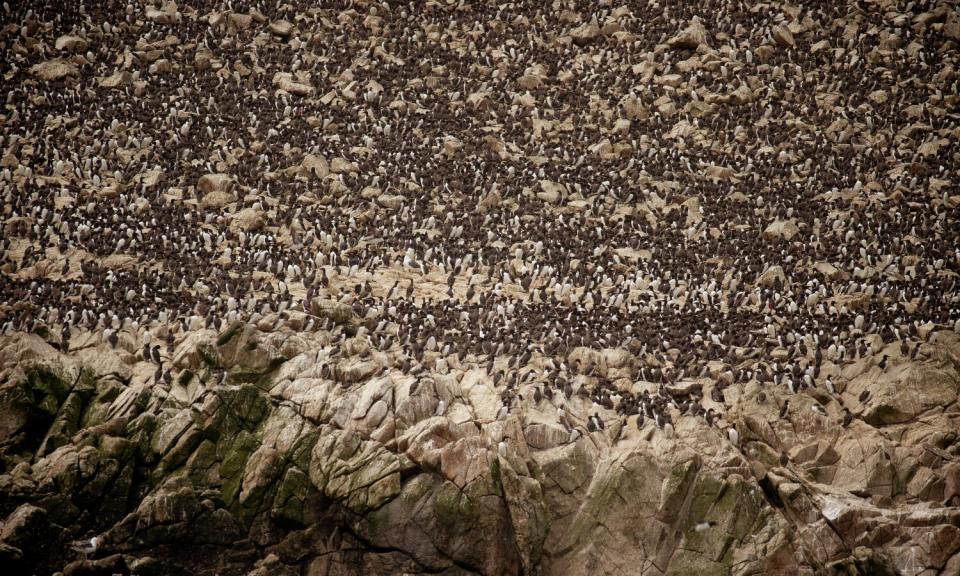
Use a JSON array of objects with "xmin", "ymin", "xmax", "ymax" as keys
[
  {"xmin": 727, "ymin": 424, "xmax": 739, "ymax": 446},
  {"xmin": 70, "ymin": 536, "xmax": 99, "ymax": 562},
  {"xmin": 842, "ymin": 409, "xmax": 854, "ymax": 428}
]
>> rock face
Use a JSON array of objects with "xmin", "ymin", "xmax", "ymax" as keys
[
  {"xmin": 2, "ymin": 0, "xmax": 960, "ymax": 575},
  {"xmin": 29, "ymin": 59, "xmax": 79, "ymax": 81},
  {"xmin": 1, "ymin": 328, "xmax": 959, "ymax": 575}
]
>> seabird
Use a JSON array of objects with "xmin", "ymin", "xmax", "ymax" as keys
[
  {"xmin": 704, "ymin": 409, "xmax": 716, "ymax": 427},
  {"xmin": 842, "ymin": 408, "xmax": 854, "ymax": 428},
  {"xmin": 71, "ymin": 536, "xmax": 99, "ymax": 561},
  {"xmin": 727, "ymin": 424, "xmax": 739, "ymax": 446},
  {"xmin": 694, "ymin": 521, "xmax": 716, "ymax": 532}
]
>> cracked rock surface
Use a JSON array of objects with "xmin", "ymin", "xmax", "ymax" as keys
[{"xmin": 2, "ymin": 1, "xmax": 960, "ymax": 575}]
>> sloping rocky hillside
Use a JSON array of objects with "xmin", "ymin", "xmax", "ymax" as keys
[
  {"xmin": 2, "ymin": 0, "xmax": 959, "ymax": 575},
  {"xmin": 2, "ymin": 328, "xmax": 960, "ymax": 575}
]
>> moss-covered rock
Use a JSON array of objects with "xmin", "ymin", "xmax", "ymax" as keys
[
  {"xmin": 220, "ymin": 430, "xmax": 259, "ymax": 508},
  {"xmin": 310, "ymin": 427, "xmax": 401, "ymax": 514},
  {"xmin": 185, "ymin": 439, "xmax": 220, "ymax": 486},
  {"xmin": 499, "ymin": 460, "xmax": 548, "ymax": 574},
  {"xmin": 658, "ymin": 457, "xmax": 701, "ymax": 524},
  {"xmin": 271, "ymin": 466, "xmax": 317, "ymax": 527},
  {"xmin": 35, "ymin": 387, "xmax": 93, "ymax": 458},
  {"xmin": 0, "ymin": 365, "xmax": 75, "ymax": 461}
]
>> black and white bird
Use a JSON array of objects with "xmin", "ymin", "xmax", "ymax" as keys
[
  {"xmin": 694, "ymin": 521, "xmax": 716, "ymax": 532},
  {"xmin": 842, "ymin": 408, "xmax": 854, "ymax": 428},
  {"xmin": 727, "ymin": 424, "xmax": 739, "ymax": 446}
]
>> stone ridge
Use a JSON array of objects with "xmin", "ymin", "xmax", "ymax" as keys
[{"xmin": 1, "ymin": 0, "xmax": 960, "ymax": 575}]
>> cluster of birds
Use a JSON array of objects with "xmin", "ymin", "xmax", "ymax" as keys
[{"xmin": 2, "ymin": 0, "xmax": 959, "ymax": 494}]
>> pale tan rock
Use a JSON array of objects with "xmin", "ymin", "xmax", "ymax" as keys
[
  {"xmin": 146, "ymin": 5, "xmax": 179, "ymax": 24},
  {"xmin": 763, "ymin": 219, "xmax": 800, "ymax": 241},
  {"xmin": 813, "ymin": 261, "xmax": 846, "ymax": 280},
  {"xmin": 229, "ymin": 206, "xmax": 265, "ymax": 232},
  {"xmin": 269, "ymin": 20, "xmax": 296, "ymax": 38},
  {"xmin": 272, "ymin": 72, "xmax": 312, "ymax": 96},
  {"xmin": 329, "ymin": 157, "xmax": 358, "ymax": 174},
  {"xmin": 537, "ymin": 180, "xmax": 566, "ymax": 204},
  {"xmin": 772, "ymin": 24, "xmax": 795, "ymax": 47},
  {"xmin": 54, "ymin": 35, "xmax": 88, "ymax": 52},
  {"xmin": 30, "ymin": 59, "xmax": 79, "ymax": 81},
  {"xmin": 441, "ymin": 136, "xmax": 463, "ymax": 158},
  {"xmin": 301, "ymin": 154, "xmax": 329, "ymax": 178},
  {"xmin": 850, "ymin": 363, "xmax": 959, "ymax": 426},
  {"xmin": 197, "ymin": 173, "xmax": 234, "ymax": 194},
  {"xmin": 376, "ymin": 194, "xmax": 404, "ymax": 211},
  {"xmin": 570, "ymin": 18, "xmax": 600, "ymax": 45},
  {"xmin": 201, "ymin": 191, "xmax": 236, "ymax": 209},
  {"xmin": 668, "ymin": 17, "xmax": 708, "ymax": 49},
  {"xmin": 758, "ymin": 265, "xmax": 787, "ymax": 287}
]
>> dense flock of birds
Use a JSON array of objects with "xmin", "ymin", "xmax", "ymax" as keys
[{"xmin": 2, "ymin": 1, "xmax": 959, "ymax": 445}]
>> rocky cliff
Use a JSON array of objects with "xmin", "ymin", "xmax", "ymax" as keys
[
  {"xmin": 1, "ymin": 325, "xmax": 959, "ymax": 575},
  {"xmin": 3, "ymin": 0, "xmax": 960, "ymax": 574}
]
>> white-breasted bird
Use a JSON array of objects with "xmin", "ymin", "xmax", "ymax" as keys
[
  {"xmin": 727, "ymin": 424, "xmax": 739, "ymax": 446},
  {"xmin": 71, "ymin": 536, "xmax": 99, "ymax": 561}
]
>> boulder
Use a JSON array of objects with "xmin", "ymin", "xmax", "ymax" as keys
[
  {"xmin": 272, "ymin": 73, "xmax": 312, "ymax": 96},
  {"xmin": 570, "ymin": 18, "xmax": 601, "ymax": 46},
  {"xmin": 854, "ymin": 363, "xmax": 959, "ymax": 426},
  {"xmin": 758, "ymin": 265, "xmax": 787, "ymax": 288},
  {"xmin": 197, "ymin": 173, "xmax": 234, "ymax": 194},
  {"xmin": 30, "ymin": 59, "xmax": 79, "ymax": 81},
  {"xmin": 301, "ymin": 154, "xmax": 329, "ymax": 178},
  {"xmin": 763, "ymin": 219, "xmax": 800, "ymax": 241},
  {"xmin": 229, "ymin": 206, "xmax": 265, "ymax": 232},
  {"xmin": 201, "ymin": 191, "xmax": 236, "ymax": 209},
  {"xmin": 269, "ymin": 20, "xmax": 296, "ymax": 38},
  {"xmin": 669, "ymin": 17, "xmax": 709, "ymax": 50},
  {"xmin": 772, "ymin": 25, "xmax": 795, "ymax": 47},
  {"xmin": 54, "ymin": 35, "xmax": 88, "ymax": 52}
]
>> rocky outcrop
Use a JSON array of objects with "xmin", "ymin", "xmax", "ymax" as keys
[
  {"xmin": 1, "ymin": 327, "xmax": 959, "ymax": 575},
  {"xmin": 2, "ymin": 0, "xmax": 959, "ymax": 574}
]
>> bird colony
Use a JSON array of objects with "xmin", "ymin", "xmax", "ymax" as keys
[{"xmin": 1, "ymin": 1, "xmax": 960, "ymax": 575}]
